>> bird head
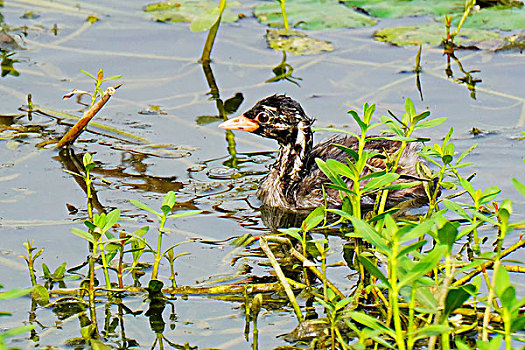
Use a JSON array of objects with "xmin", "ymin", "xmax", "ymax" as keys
[{"xmin": 219, "ymin": 94, "xmax": 314, "ymax": 145}]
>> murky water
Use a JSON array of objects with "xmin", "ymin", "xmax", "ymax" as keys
[{"xmin": 1, "ymin": 0, "xmax": 524, "ymax": 348}]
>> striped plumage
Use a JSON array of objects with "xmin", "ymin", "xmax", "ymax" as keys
[{"xmin": 219, "ymin": 95, "xmax": 428, "ymax": 211}]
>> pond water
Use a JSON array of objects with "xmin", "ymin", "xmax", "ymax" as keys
[{"xmin": 1, "ymin": 0, "xmax": 524, "ymax": 348}]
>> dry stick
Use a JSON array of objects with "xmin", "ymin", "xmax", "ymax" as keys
[
  {"xmin": 453, "ymin": 238, "xmax": 525, "ymax": 287},
  {"xmin": 259, "ymin": 236, "xmax": 304, "ymax": 322},
  {"xmin": 47, "ymin": 282, "xmax": 283, "ymax": 297},
  {"xmin": 56, "ymin": 84, "xmax": 121, "ymax": 148}
]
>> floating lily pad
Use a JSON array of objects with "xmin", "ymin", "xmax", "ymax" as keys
[
  {"xmin": 144, "ymin": 0, "xmax": 240, "ymax": 30},
  {"xmin": 254, "ymin": 0, "xmax": 377, "ymax": 30},
  {"xmin": 375, "ymin": 23, "xmax": 499, "ymax": 47},
  {"xmin": 454, "ymin": 6, "xmax": 525, "ymax": 30},
  {"xmin": 265, "ymin": 29, "xmax": 334, "ymax": 55},
  {"xmin": 342, "ymin": 0, "xmax": 464, "ymax": 18}
]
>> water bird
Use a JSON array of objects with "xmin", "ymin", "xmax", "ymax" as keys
[{"xmin": 219, "ymin": 95, "xmax": 428, "ymax": 211}]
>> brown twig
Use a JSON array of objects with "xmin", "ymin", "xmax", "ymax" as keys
[
  {"xmin": 56, "ymin": 84, "xmax": 121, "ymax": 148},
  {"xmin": 453, "ymin": 238, "xmax": 525, "ymax": 287}
]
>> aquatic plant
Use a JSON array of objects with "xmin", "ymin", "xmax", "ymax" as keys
[
  {"xmin": 57, "ymin": 69, "xmax": 121, "ymax": 148},
  {"xmin": 130, "ymin": 192, "xmax": 201, "ymax": 291},
  {"xmin": 256, "ymin": 99, "xmax": 525, "ymax": 349},
  {"xmin": 0, "ymin": 284, "xmax": 34, "ymax": 350}
]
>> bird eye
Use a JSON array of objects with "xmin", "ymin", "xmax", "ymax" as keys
[{"xmin": 256, "ymin": 112, "xmax": 269, "ymax": 123}]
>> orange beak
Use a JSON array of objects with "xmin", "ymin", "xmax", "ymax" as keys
[{"xmin": 218, "ymin": 115, "xmax": 259, "ymax": 133}]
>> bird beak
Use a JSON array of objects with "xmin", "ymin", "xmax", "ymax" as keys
[{"xmin": 218, "ymin": 115, "xmax": 259, "ymax": 132}]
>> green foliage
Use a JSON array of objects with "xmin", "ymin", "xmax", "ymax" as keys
[
  {"xmin": 131, "ymin": 191, "xmax": 201, "ymax": 283},
  {"xmin": 375, "ymin": 23, "xmax": 499, "ymax": 47},
  {"xmin": 342, "ymin": 0, "xmax": 464, "ymax": 18},
  {"xmin": 80, "ymin": 69, "xmax": 121, "ymax": 108},
  {"xmin": 297, "ymin": 97, "xmax": 525, "ymax": 349},
  {"xmin": 0, "ymin": 285, "xmax": 35, "ymax": 349},
  {"xmin": 254, "ymin": 0, "xmax": 377, "ymax": 30},
  {"xmin": 144, "ymin": 0, "xmax": 240, "ymax": 30},
  {"xmin": 265, "ymin": 29, "xmax": 334, "ymax": 55},
  {"xmin": 452, "ymin": 6, "xmax": 525, "ymax": 31}
]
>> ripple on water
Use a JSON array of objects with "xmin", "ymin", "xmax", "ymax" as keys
[{"xmin": 206, "ymin": 166, "xmax": 239, "ymax": 180}]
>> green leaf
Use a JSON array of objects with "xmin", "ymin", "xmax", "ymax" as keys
[
  {"xmin": 71, "ymin": 228, "xmax": 95, "ymax": 243},
  {"xmin": 412, "ymin": 111, "xmax": 431, "ymax": 124},
  {"xmin": 335, "ymin": 297, "xmax": 352, "ymax": 311},
  {"xmin": 190, "ymin": 7, "xmax": 221, "ymax": 32},
  {"xmin": 133, "ymin": 226, "xmax": 149, "ymax": 237},
  {"xmin": 30, "ymin": 285, "xmax": 49, "ymax": 306},
  {"xmin": 443, "ymin": 284, "xmax": 476, "ymax": 319},
  {"xmin": 383, "ymin": 181, "xmax": 421, "ymax": 190},
  {"xmin": 103, "ymin": 209, "xmax": 120, "ymax": 233},
  {"xmin": 411, "ymin": 324, "xmax": 451, "ymax": 341},
  {"xmin": 0, "ymin": 324, "xmax": 35, "ymax": 339},
  {"xmin": 399, "ymin": 245, "xmax": 447, "ymax": 287},
  {"xmin": 279, "ymin": 227, "xmax": 302, "ymax": 241},
  {"xmin": 0, "ymin": 287, "xmax": 32, "ymax": 300},
  {"xmin": 456, "ymin": 143, "xmax": 478, "ymax": 164},
  {"xmin": 347, "ymin": 311, "xmax": 396, "ymax": 338},
  {"xmin": 53, "ymin": 262, "xmax": 67, "ymax": 279},
  {"xmin": 326, "ymin": 183, "xmax": 355, "ymax": 196},
  {"xmin": 42, "ymin": 263, "xmax": 51, "ymax": 279},
  {"xmin": 80, "ymin": 70, "xmax": 97, "ymax": 81},
  {"xmin": 84, "ymin": 220, "xmax": 96, "ymax": 231},
  {"xmin": 375, "ymin": 23, "xmax": 499, "ymax": 47},
  {"xmin": 397, "ymin": 240, "xmax": 426, "ymax": 258},
  {"xmin": 414, "ymin": 117, "xmax": 447, "ymax": 130},
  {"xmin": 342, "ymin": 0, "xmax": 464, "ymax": 19},
  {"xmin": 130, "ymin": 199, "xmax": 159, "ymax": 216},
  {"xmin": 362, "ymin": 173, "xmax": 399, "ymax": 193},
  {"xmin": 326, "ymin": 159, "xmax": 357, "ymax": 179},
  {"xmin": 405, "ymin": 98, "xmax": 416, "ymax": 118},
  {"xmin": 302, "ymin": 206, "xmax": 325, "ymax": 232},
  {"xmin": 265, "ymin": 29, "xmax": 334, "ymax": 55},
  {"xmin": 455, "ymin": 6, "xmax": 525, "ymax": 31},
  {"xmin": 442, "ymin": 199, "xmax": 470, "ymax": 220},
  {"xmin": 162, "ymin": 191, "xmax": 176, "ymax": 210},
  {"xmin": 348, "ymin": 217, "xmax": 389, "ymax": 254},
  {"xmin": 512, "ymin": 178, "xmax": 525, "ymax": 198},
  {"xmin": 358, "ymin": 255, "xmax": 392, "ymax": 289},
  {"xmin": 476, "ymin": 335, "xmax": 502, "ymax": 350},
  {"xmin": 333, "ymin": 144, "xmax": 359, "ymax": 161},
  {"xmin": 436, "ymin": 221, "xmax": 459, "ymax": 250},
  {"xmin": 494, "ymin": 266, "xmax": 511, "ymax": 297},
  {"xmin": 144, "ymin": 0, "xmax": 239, "ymax": 25},
  {"xmin": 166, "ymin": 210, "xmax": 202, "ymax": 219},
  {"xmin": 316, "ymin": 158, "xmax": 346, "ymax": 188},
  {"xmin": 255, "ymin": 0, "xmax": 377, "ymax": 30}
]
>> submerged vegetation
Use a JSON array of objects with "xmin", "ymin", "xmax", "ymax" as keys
[{"xmin": 1, "ymin": 0, "xmax": 525, "ymax": 349}]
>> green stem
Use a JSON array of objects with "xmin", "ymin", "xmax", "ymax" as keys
[
  {"xmin": 201, "ymin": 0, "xmax": 226, "ymax": 62},
  {"xmin": 390, "ymin": 241, "xmax": 406, "ymax": 350},
  {"xmin": 118, "ymin": 245, "xmax": 124, "ymax": 289},
  {"xmin": 28, "ymin": 260, "xmax": 37, "ymax": 286},
  {"xmin": 407, "ymin": 284, "xmax": 416, "ymax": 350},
  {"xmin": 279, "ymin": 0, "xmax": 289, "ymax": 31},
  {"xmin": 425, "ymin": 166, "xmax": 445, "ymax": 218},
  {"xmin": 452, "ymin": 0, "xmax": 474, "ymax": 38},
  {"xmin": 100, "ymin": 248, "xmax": 112, "ymax": 290},
  {"xmin": 482, "ymin": 259, "xmax": 499, "ymax": 341},
  {"xmin": 151, "ymin": 216, "xmax": 166, "ymax": 281}
]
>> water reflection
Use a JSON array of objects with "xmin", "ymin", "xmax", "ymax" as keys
[
  {"xmin": 0, "ymin": 49, "xmax": 19, "ymax": 77},
  {"xmin": 445, "ymin": 52, "xmax": 482, "ymax": 99},
  {"xmin": 266, "ymin": 50, "xmax": 302, "ymax": 86},
  {"xmin": 58, "ymin": 147, "xmax": 107, "ymax": 215}
]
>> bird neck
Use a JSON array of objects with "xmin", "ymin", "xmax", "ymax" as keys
[{"xmin": 274, "ymin": 121, "xmax": 313, "ymax": 185}]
